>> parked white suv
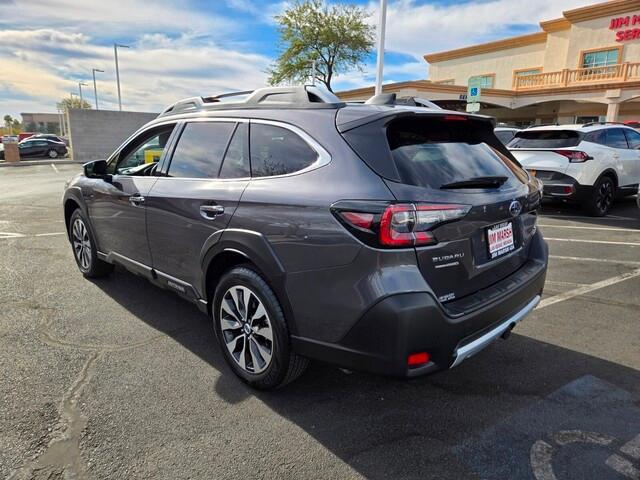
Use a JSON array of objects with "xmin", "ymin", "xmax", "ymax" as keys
[{"xmin": 508, "ymin": 123, "xmax": 640, "ymax": 216}]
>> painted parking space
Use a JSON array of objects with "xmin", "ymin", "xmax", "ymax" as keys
[{"xmin": 455, "ymin": 376, "xmax": 640, "ymax": 479}]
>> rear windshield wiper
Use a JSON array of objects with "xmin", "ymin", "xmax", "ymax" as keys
[{"xmin": 440, "ymin": 176, "xmax": 508, "ymax": 189}]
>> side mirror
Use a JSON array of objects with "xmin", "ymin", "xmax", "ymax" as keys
[{"xmin": 84, "ymin": 159, "xmax": 112, "ymax": 182}]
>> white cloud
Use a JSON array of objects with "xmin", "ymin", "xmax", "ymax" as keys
[{"xmin": 376, "ymin": 0, "xmax": 604, "ymax": 59}]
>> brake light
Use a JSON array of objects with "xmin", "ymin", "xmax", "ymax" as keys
[
  {"xmin": 553, "ymin": 150, "xmax": 592, "ymax": 163},
  {"xmin": 334, "ymin": 202, "xmax": 470, "ymax": 248},
  {"xmin": 340, "ymin": 211, "xmax": 374, "ymax": 229},
  {"xmin": 443, "ymin": 115, "xmax": 468, "ymax": 122}
]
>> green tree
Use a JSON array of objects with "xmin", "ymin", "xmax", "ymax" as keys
[
  {"xmin": 56, "ymin": 97, "xmax": 92, "ymax": 111},
  {"xmin": 268, "ymin": 0, "xmax": 374, "ymax": 92}
]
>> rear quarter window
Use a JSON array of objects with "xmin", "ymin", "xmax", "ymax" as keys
[{"xmin": 508, "ymin": 130, "xmax": 581, "ymax": 148}]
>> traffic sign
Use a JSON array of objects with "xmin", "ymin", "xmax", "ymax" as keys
[
  {"xmin": 467, "ymin": 84, "xmax": 481, "ymax": 103},
  {"xmin": 466, "ymin": 102, "xmax": 480, "ymax": 113}
]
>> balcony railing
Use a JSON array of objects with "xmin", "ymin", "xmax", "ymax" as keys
[{"xmin": 513, "ymin": 63, "xmax": 640, "ymax": 90}]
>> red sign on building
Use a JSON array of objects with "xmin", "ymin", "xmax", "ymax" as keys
[{"xmin": 610, "ymin": 15, "xmax": 640, "ymax": 41}]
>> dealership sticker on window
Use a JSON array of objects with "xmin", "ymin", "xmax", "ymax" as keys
[{"xmin": 487, "ymin": 221, "xmax": 515, "ymax": 259}]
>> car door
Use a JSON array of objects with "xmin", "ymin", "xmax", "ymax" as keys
[
  {"xmin": 86, "ymin": 123, "xmax": 177, "ymax": 274},
  {"xmin": 19, "ymin": 140, "xmax": 36, "ymax": 158},
  {"xmin": 604, "ymin": 128, "xmax": 635, "ymax": 187},
  {"xmin": 146, "ymin": 120, "xmax": 249, "ymax": 296},
  {"xmin": 622, "ymin": 128, "xmax": 640, "ymax": 187}
]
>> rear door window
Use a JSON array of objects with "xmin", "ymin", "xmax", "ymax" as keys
[
  {"xmin": 250, "ymin": 123, "xmax": 318, "ymax": 177},
  {"xmin": 623, "ymin": 128, "xmax": 640, "ymax": 149},
  {"xmin": 508, "ymin": 130, "xmax": 581, "ymax": 148},
  {"xmin": 167, "ymin": 122, "xmax": 236, "ymax": 178},
  {"xmin": 605, "ymin": 128, "xmax": 629, "ymax": 149},
  {"xmin": 386, "ymin": 117, "xmax": 515, "ymax": 189}
]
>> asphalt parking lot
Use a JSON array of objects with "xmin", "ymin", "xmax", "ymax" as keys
[{"xmin": 1, "ymin": 164, "xmax": 639, "ymax": 480}]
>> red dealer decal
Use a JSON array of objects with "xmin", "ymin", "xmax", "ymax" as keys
[{"xmin": 610, "ymin": 15, "xmax": 640, "ymax": 42}]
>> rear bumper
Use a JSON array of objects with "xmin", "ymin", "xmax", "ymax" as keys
[
  {"xmin": 292, "ymin": 235, "xmax": 548, "ymax": 377},
  {"xmin": 538, "ymin": 174, "xmax": 595, "ymax": 202}
]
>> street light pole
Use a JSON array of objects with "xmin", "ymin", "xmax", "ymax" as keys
[
  {"xmin": 78, "ymin": 82, "xmax": 88, "ymax": 104},
  {"xmin": 92, "ymin": 68, "xmax": 104, "ymax": 110},
  {"xmin": 374, "ymin": 0, "xmax": 387, "ymax": 96},
  {"xmin": 114, "ymin": 43, "xmax": 130, "ymax": 111}
]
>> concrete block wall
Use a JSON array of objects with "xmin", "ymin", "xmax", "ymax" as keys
[{"xmin": 67, "ymin": 109, "xmax": 158, "ymax": 162}]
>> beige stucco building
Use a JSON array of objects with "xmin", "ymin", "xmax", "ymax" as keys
[{"xmin": 338, "ymin": 0, "xmax": 640, "ymax": 126}]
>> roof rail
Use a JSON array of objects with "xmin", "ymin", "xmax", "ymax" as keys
[
  {"xmin": 158, "ymin": 85, "xmax": 344, "ymax": 118},
  {"xmin": 363, "ymin": 93, "xmax": 442, "ymax": 109},
  {"xmin": 525, "ymin": 123, "xmax": 559, "ymax": 129},
  {"xmin": 581, "ymin": 121, "xmax": 625, "ymax": 127}
]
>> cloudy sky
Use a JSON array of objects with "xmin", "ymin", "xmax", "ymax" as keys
[{"xmin": 0, "ymin": 0, "xmax": 600, "ymax": 117}]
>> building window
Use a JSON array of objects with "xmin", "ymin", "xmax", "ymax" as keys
[
  {"xmin": 468, "ymin": 75, "xmax": 494, "ymax": 88},
  {"xmin": 581, "ymin": 48, "xmax": 620, "ymax": 69}
]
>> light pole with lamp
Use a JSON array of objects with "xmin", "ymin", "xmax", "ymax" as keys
[
  {"xmin": 78, "ymin": 81, "xmax": 88, "ymax": 105},
  {"xmin": 114, "ymin": 43, "xmax": 130, "ymax": 111},
  {"xmin": 92, "ymin": 68, "xmax": 104, "ymax": 110}
]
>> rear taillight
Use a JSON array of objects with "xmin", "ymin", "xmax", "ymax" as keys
[
  {"xmin": 332, "ymin": 201, "xmax": 470, "ymax": 248},
  {"xmin": 553, "ymin": 150, "xmax": 592, "ymax": 163}
]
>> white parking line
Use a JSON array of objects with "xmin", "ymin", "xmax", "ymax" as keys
[
  {"xmin": 538, "ymin": 268, "xmax": 640, "ymax": 309},
  {"xmin": 550, "ymin": 255, "xmax": 640, "ymax": 266},
  {"xmin": 540, "ymin": 214, "xmax": 636, "ymax": 221},
  {"xmin": 0, "ymin": 231, "xmax": 65, "ymax": 239},
  {"xmin": 539, "ymin": 225, "xmax": 640, "ymax": 233},
  {"xmin": 50, "ymin": 163, "xmax": 59, "ymax": 173},
  {"xmin": 545, "ymin": 238, "xmax": 640, "ymax": 247}
]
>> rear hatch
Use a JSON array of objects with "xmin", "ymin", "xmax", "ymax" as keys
[
  {"xmin": 508, "ymin": 129, "xmax": 583, "ymax": 175},
  {"xmin": 338, "ymin": 110, "xmax": 541, "ymax": 304}
]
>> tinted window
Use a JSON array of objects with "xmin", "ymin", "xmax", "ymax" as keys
[
  {"xmin": 219, "ymin": 123, "xmax": 250, "ymax": 178},
  {"xmin": 509, "ymin": 130, "xmax": 581, "ymax": 148},
  {"xmin": 386, "ymin": 118, "xmax": 514, "ymax": 189},
  {"xmin": 250, "ymin": 124, "xmax": 317, "ymax": 177},
  {"xmin": 584, "ymin": 130, "xmax": 607, "ymax": 145},
  {"xmin": 605, "ymin": 128, "xmax": 628, "ymax": 149},
  {"xmin": 168, "ymin": 122, "xmax": 235, "ymax": 178},
  {"xmin": 624, "ymin": 128, "xmax": 640, "ymax": 149},
  {"xmin": 495, "ymin": 130, "xmax": 516, "ymax": 144},
  {"xmin": 112, "ymin": 125, "xmax": 175, "ymax": 175}
]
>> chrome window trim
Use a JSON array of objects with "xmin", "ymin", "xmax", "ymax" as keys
[{"xmin": 106, "ymin": 116, "xmax": 331, "ymax": 181}]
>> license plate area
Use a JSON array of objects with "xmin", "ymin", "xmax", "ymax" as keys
[{"xmin": 486, "ymin": 221, "xmax": 515, "ymax": 260}]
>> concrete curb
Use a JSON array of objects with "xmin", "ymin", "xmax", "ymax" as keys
[{"xmin": 0, "ymin": 159, "xmax": 84, "ymax": 168}]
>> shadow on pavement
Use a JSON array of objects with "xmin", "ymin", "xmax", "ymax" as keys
[{"xmin": 93, "ymin": 267, "xmax": 640, "ymax": 480}]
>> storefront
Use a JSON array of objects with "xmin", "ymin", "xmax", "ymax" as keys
[{"xmin": 338, "ymin": 0, "xmax": 640, "ymax": 126}]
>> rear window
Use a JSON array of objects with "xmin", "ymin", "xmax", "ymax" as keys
[
  {"xmin": 508, "ymin": 130, "xmax": 581, "ymax": 148},
  {"xmin": 386, "ymin": 118, "xmax": 515, "ymax": 189}
]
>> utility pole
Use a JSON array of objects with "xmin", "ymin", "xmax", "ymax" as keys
[
  {"xmin": 374, "ymin": 0, "xmax": 388, "ymax": 96},
  {"xmin": 78, "ymin": 81, "xmax": 87, "ymax": 104},
  {"xmin": 92, "ymin": 68, "xmax": 104, "ymax": 110},
  {"xmin": 114, "ymin": 43, "xmax": 130, "ymax": 111}
]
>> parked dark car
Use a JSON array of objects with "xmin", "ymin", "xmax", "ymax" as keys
[
  {"xmin": 63, "ymin": 86, "xmax": 548, "ymax": 389},
  {"xmin": 29, "ymin": 133, "xmax": 68, "ymax": 145},
  {"xmin": 0, "ymin": 138, "xmax": 67, "ymax": 160}
]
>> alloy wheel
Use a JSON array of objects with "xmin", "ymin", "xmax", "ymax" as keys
[
  {"xmin": 72, "ymin": 218, "xmax": 91, "ymax": 270},
  {"xmin": 219, "ymin": 285, "xmax": 274, "ymax": 374},
  {"xmin": 595, "ymin": 179, "xmax": 613, "ymax": 214},
  {"xmin": 49, "ymin": 150, "xmax": 58, "ymax": 158}
]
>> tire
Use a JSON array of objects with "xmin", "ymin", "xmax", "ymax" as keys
[
  {"xmin": 69, "ymin": 209, "xmax": 113, "ymax": 278},
  {"xmin": 47, "ymin": 149, "xmax": 58, "ymax": 159},
  {"xmin": 586, "ymin": 175, "xmax": 615, "ymax": 217},
  {"xmin": 212, "ymin": 266, "xmax": 308, "ymax": 389}
]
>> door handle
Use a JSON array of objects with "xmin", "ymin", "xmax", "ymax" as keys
[
  {"xmin": 129, "ymin": 194, "xmax": 145, "ymax": 206},
  {"xmin": 200, "ymin": 204, "xmax": 224, "ymax": 219},
  {"xmin": 613, "ymin": 153, "xmax": 620, "ymax": 159}
]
